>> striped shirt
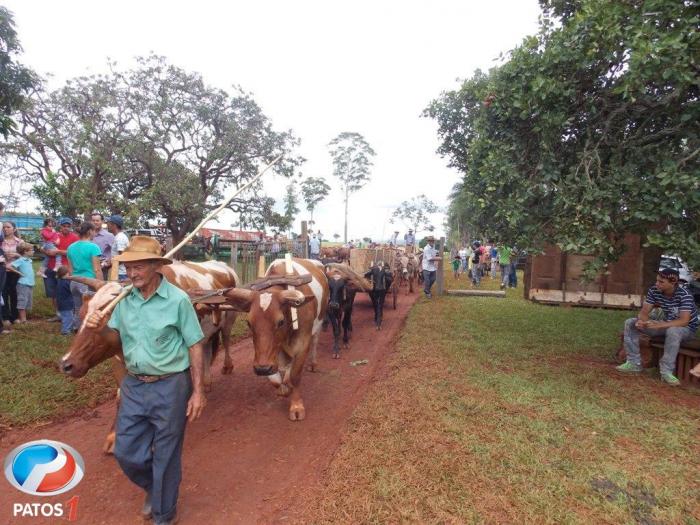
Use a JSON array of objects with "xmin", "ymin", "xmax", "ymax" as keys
[{"xmin": 645, "ymin": 285, "xmax": 698, "ymax": 332}]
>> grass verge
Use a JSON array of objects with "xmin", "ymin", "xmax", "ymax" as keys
[
  {"xmin": 0, "ymin": 263, "xmax": 248, "ymax": 430},
  {"xmin": 299, "ymin": 278, "xmax": 700, "ymax": 524}
]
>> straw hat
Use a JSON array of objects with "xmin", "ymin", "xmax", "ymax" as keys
[{"xmin": 113, "ymin": 236, "xmax": 172, "ymax": 265}]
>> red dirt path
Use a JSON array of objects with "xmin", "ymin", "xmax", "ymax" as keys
[{"xmin": 0, "ymin": 291, "xmax": 419, "ymax": 525}]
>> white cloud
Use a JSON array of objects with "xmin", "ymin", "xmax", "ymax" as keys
[{"xmin": 5, "ymin": 0, "xmax": 540, "ymax": 241}]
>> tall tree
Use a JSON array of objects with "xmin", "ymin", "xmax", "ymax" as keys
[
  {"xmin": 328, "ymin": 132, "xmax": 375, "ymax": 242},
  {"xmin": 426, "ymin": 0, "xmax": 700, "ymax": 270},
  {"xmin": 300, "ymin": 176, "xmax": 330, "ymax": 224},
  {"xmin": 391, "ymin": 194, "xmax": 439, "ymax": 236},
  {"xmin": 2, "ymin": 55, "xmax": 300, "ymax": 243},
  {"xmin": 0, "ymin": 7, "xmax": 37, "ymax": 138},
  {"xmin": 283, "ymin": 181, "xmax": 299, "ymax": 232}
]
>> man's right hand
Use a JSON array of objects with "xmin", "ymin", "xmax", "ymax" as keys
[
  {"xmin": 635, "ymin": 319, "xmax": 649, "ymax": 330},
  {"xmin": 86, "ymin": 310, "xmax": 107, "ymax": 328}
]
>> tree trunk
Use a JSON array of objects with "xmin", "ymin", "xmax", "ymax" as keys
[{"xmin": 344, "ymin": 186, "xmax": 349, "ymax": 243}]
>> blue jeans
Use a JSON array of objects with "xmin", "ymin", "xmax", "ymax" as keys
[
  {"xmin": 471, "ymin": 264, "xmax": 481, "ymax": 285},
  {"xmin": 500, "ymin": 263, "xmax": 511, "ymax": 286},
  {"xmin": 43, "ymin": 269, "xmax": 58, "ymax": 298},
  {"xmin": 423, "ymin": 270, "xmax": 436, "ymax": 295},
  {"xmin": 623, "ymin": 317, "xmax": 696, "ymax": 375},
  {"xmin": 509, "ymin": 263, "xmax": 517, "ymax": 287},
  {"xmin": 59, "ymin": 309, "xmax": 74, "ymax": 335},
  {"xmin": 69, "ymin": 281, "xmax": 89, "ymax": 331},
  {"xmin": 114, "ymin": 371, "xmax": 192, "ymax": 524}
]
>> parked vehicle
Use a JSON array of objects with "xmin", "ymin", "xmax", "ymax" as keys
[
  {"xmin": 659, "ymin": 255, "xmax": 694, "ymax": 284},
  {"xmin": 660, "ymin": 255, "xmax": 699, "ymax": 304}
]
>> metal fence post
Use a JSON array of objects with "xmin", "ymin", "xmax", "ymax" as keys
[{"xmin": 230, "ymin": 242, "xmax": 238, "ymax": 273}]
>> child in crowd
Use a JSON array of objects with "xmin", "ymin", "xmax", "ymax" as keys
[
  {"xmin": 9, "ymin": 242, "xmax": 35, "ymax": 323},
  {"xmin": 452, "ymin": 254, "xmax": 461, "ymax": 280},
  {"xmin": 37, "ymin": 218, "xmax": 59, "ymax": 278}
]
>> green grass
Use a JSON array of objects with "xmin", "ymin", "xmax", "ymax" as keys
[
  {"xmin": 0, "ymin": 263, "xmax": 115, "ymax": 427},
  {"xmin": 301, "ymin": 273, "xmax": 700, "ymax": 524},
  {"xmin": 0, "ymin": 262, "xmax": 249, "ymax": 428}
]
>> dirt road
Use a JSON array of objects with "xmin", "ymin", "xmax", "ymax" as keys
[{"xmin": 1, "ymin": 291, "xmax": 419, "ymax": 524}]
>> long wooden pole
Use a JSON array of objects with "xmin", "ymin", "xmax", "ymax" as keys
[{"xmin": 101, "ymin": 154, "xmax": 283, "ymax": 314}]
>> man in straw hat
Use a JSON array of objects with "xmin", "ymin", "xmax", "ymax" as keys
[
  {"xmin": 616, "ymin": 267, "xmax": 698, "ymax": 386},
  {"xmin": 86, "ymin": 236, "xmax": 206, "ymax": 524},
  {"xmin": 421, "ymin": 235, "xmax": 441, "ymax": 298}
]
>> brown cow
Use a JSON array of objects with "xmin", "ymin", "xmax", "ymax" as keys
[
  {"xmin": 59, "ymin": 260, "xmax": 238, "ymax": 453},
  {"xmin": 319, "ymin": 246, "xmax": 351, "ymax": 264},
  {"xmin": 197, "ymin": 258, "xmax": 328, "ymax": 421}
]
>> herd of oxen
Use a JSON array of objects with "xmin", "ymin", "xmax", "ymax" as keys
[{"xmin": 57, "ymin": 247, "xmax": 422, "ymax": 453}]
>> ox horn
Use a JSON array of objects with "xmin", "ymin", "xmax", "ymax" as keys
[
  {"xmin": 280, "ymin": 289, "xmax": 311, "ymax": 307},
  {"xmin": 222, "ymin": 288, "xmax": 254, "ymax": 312},
  {"xmin": 61, "ymin": 272, "xmax": 108, "ymax": 291}
]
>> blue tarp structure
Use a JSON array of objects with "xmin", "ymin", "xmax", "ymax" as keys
[{"xmin": 0, "ymin": 214, "xmax": 45, "ymax": 228}]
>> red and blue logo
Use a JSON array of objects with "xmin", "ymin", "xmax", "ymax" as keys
[{"xmin": 4, "ymin": 440, "xmax": 85, "ymax": 496}]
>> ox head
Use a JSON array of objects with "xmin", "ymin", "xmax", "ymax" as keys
[
  {"xmin": 59, "ymin": 277, "xmax": 124, "ymax": 378},
  {"xmin": 326, "ymin": 273, "xmax": 346, "ymax": 311},
  {"xmin": 220, "ymin": 287, "xmax": 315, "ymax": 376},
  {"xmin": 398, "ymin": 256, "xmax": 409, "ymax": 276}
]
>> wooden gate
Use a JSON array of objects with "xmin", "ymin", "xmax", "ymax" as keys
[{"xmin": 228, "ymin": 240, "xmax": 308, "ymax": 286}]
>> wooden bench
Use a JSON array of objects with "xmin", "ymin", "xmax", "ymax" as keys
[{"xmin": 639, "ymin": 336, "xmax": 700, "ymax": 386}]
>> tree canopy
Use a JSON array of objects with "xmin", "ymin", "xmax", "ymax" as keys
[
  {"xmin": 283, "ymin": 181, "xmax": 300, "ymax": 231},
  {"xmin": 391, "ymin": 194, "xmax": 439, "ymax": 235},
  {"xmin": 2, "ymin": 55, "xmax": 299, "ymax": 241},
  {"xmin": 300, "ymin": 176, "xmax": 330, "ymax": 224},
  {"xmin": 426, "ymin": 0, "xmax": 700, "ymax": 269},
  {"xmin": 0, "ymin": 7, "xmax": 36, "ymax": 139},
  {"xmin": 328, "ymin": 131, "xmax": 375, "ymax": 243}
]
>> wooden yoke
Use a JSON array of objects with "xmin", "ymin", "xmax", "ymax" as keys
[{"xmin": 285, "ymin": 253, "xmax": 299, "ymax": 330}]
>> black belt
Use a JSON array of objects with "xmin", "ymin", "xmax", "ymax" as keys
[{"xmin": 128, "ymin": 368, "xmax": 189, "ymax": 383}]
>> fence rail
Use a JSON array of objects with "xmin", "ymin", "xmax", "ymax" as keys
[{"xmin": 227, "ymin": 240, "xmax": 309, "ymax": 286}]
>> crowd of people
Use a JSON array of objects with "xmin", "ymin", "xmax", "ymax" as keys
[
  {"xmin": 0, "ymin": 206, "xmax": 129, "ymax": 336},
  {"xmin": 451, "ymin": 239, "xmax": 519, "ymax": 290}
]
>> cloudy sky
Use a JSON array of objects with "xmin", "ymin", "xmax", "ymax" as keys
[{"xmin": 5, "ymin": 0, "xmax": 540, "ymax": 242}]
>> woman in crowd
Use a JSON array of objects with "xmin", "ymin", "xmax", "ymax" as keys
[
  {"xmin": 66, "ymin": 222, "xmax": 102, "ymax": 332},
  {"xmin": 1, "ymin": 221, "xmax": 22, "ymax": 326}
]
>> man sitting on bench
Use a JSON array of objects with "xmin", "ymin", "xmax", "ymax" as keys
[{"xmin": 617, "ymin": 267, "xmax": 699, "ymax": 386}]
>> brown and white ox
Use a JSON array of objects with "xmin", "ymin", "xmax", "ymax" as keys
[
  {"xmin": 395, "ymin": 254, "xmax": 419, "ymax": 294},
  {"xmin": 201, "ymin": 258, "xmax": 328, "ymax": 421},
  {"xmin": 58, "ymin": 260, "xmax": 238, "ymax": 453}
]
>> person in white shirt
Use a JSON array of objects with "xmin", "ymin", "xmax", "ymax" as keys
[
  {"xmin": 107, "ymin": 215, "xmax": 129, "ymax": 281},
  {"xmin": 390, "ymin": 231, "xmax": 399, "ymax": 247},
  {"xmin": 458, "ymin": 246, "xmax": 468, "ymax": 274},
  {"xmin": 309, "ymin": 234, "xmax": 320, "ymax": 259},
  {"xmin": 421, "ymin": 236, "xmax": 441, "ymax": 298}
]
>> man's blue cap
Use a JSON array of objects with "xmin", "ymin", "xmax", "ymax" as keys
[
  {"xmin": 57, "ymin": 217, "xmax": 73, "ymax": 225},
  {"xmin": 106, "ymin": 214, "xmax": 124, "ymax": 227}
]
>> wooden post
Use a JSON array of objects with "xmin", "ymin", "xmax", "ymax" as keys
[
  {"xmin": 301, "ymin": 220, "xmax": 309, "ymax": 258},
  {"xmin": 258, "ymin": 255, "xmax": 266, "ymax": 278},
  {"xmin": 436, "ymin": 236, "xmax": 445, "ymax": 296}
]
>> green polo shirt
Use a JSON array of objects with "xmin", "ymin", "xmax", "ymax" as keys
[
  {"xmin": 108, "ymin": 276, "xmax": 204, "ymax": 375},
  {"xmin": 497, "ymin": 246, "xmax": 513, "ymax": 265}
]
